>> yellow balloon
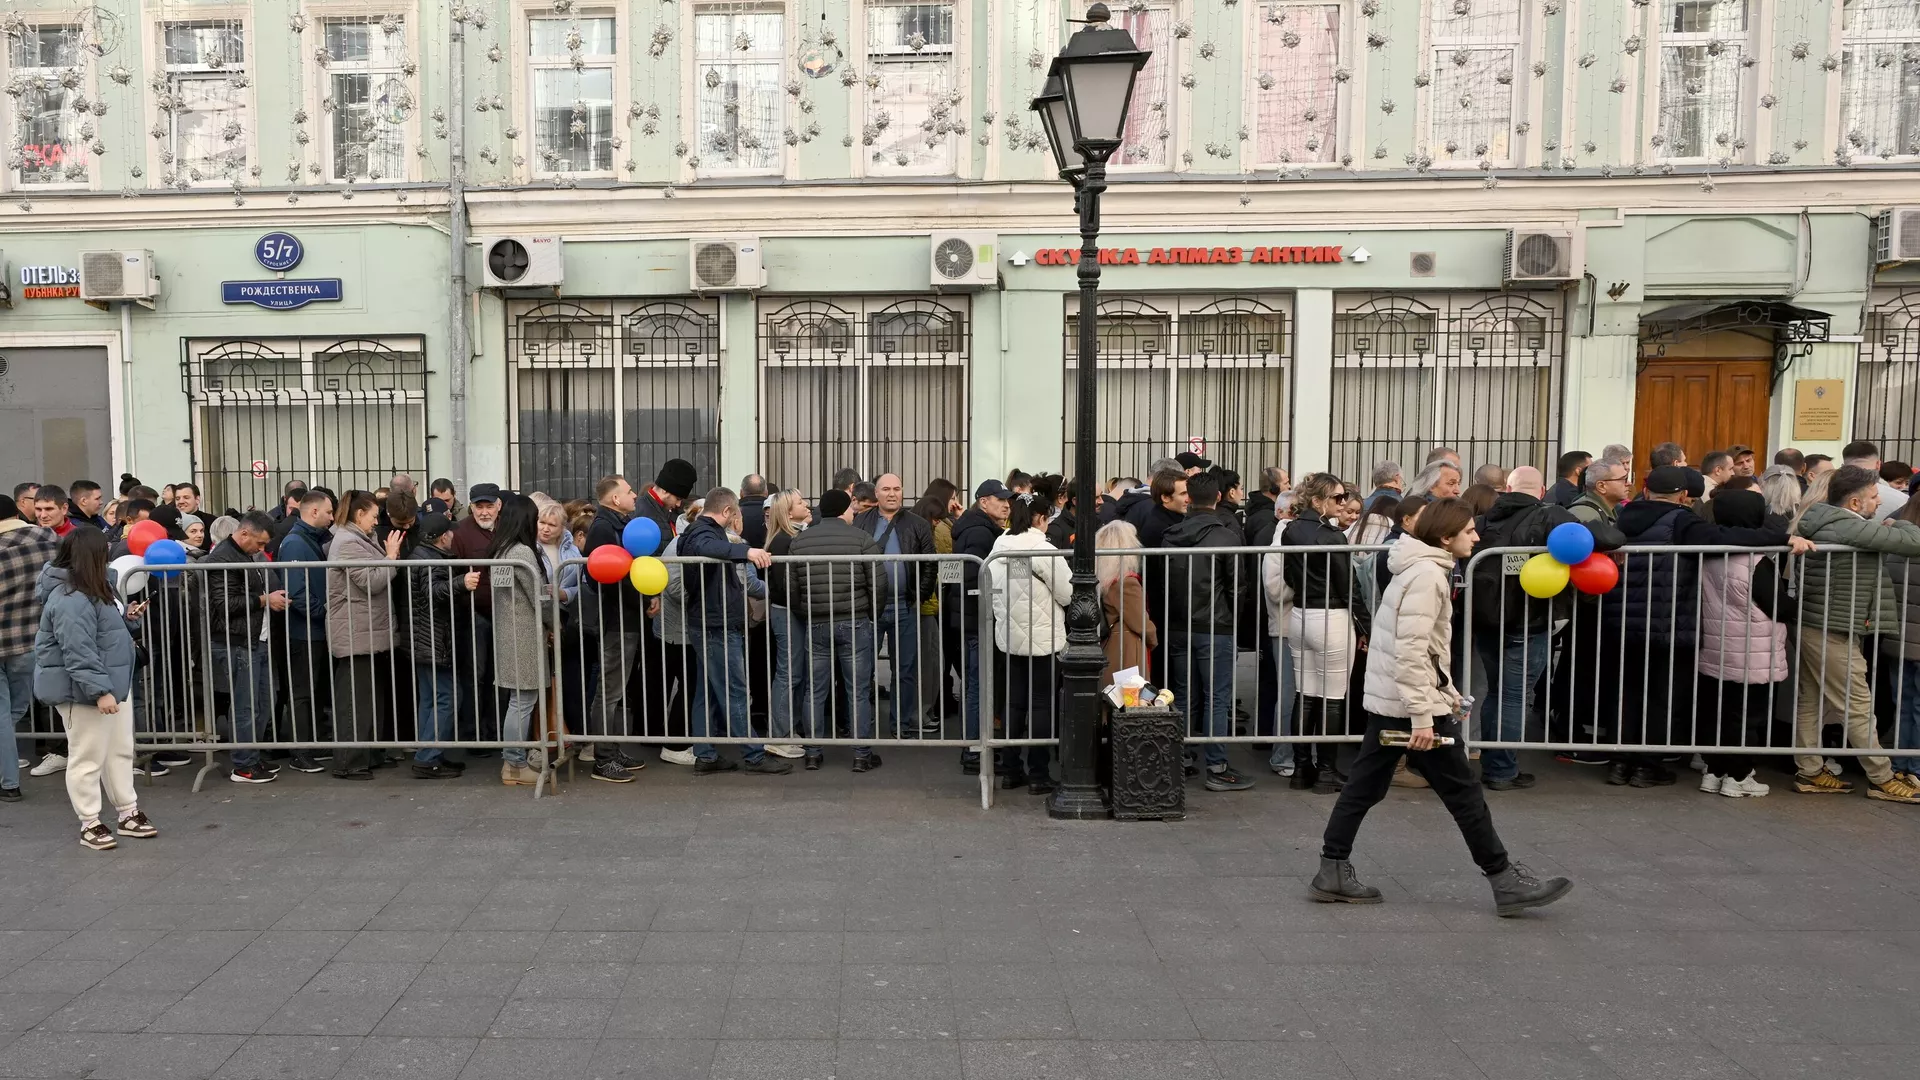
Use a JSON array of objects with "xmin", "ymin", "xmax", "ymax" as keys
[
  {"xmin": 630, "ymin": 555, "xmax": 669, "ymax": 596},
  {"xmin": 1519, "ymin": 553, "xmax": 1571, "ymax": 599}
]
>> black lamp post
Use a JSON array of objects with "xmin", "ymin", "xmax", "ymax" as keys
[{"xmin": 1031, "ymin": 4, "xmax": 1148, "ymax": 821}]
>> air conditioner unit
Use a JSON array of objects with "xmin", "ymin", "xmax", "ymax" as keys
[
  {"xmin": 479, "ymin": 235, "xmax": 564, "ymax": 288},
  {"xmin": 688, "ymin": 237, "xmax": 764, "ymax": 292},
  {"xmin": 1876, "ymin": 208, "xmax": 1920, "ymax": 264},
  {"xmin": 929, "ymin": 232, "xmax": 998, "ymax": 288},
  {"xmin": 1504, "ymin": 229, "xmax": 1579, "ymax": 283},
  {"xmin": 79, "ymin": 249, "xmax": 159, "ymax": 302}
]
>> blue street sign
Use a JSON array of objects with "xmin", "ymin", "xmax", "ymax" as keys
[
  {"xmin": 254, "ymin": 231, "xmax": 304, "ymax": 272},
  {"xmin": 221, "ymin": 279, "xmax": 343, "ymax": 310}
]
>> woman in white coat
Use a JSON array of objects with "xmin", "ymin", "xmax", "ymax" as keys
[
  {"xmin": 1309, "ymin": 498, "xmax": 1574, "ymax": 918},
  {"xmin": 989, "ymin": 492, "xmax": 1069, "ymax": 794}
]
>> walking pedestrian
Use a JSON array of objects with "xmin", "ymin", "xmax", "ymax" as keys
[
  {"xmin": 1310, "ymin": 497, "xmax": 1572, "ymax": 917},
  {"xmin": 32, "ymin": 528, "xmax": 156, "ymax": 849}
]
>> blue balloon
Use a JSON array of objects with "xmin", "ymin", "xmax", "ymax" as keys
[
  {"xmin": 1546, "ymin": 521, "xmax": 1595, "ymax": 566},
  {"xmin": 622, "ymin": 516, "xmax": 662, "ymax": 557},
  {"xmin": 144, "ymin": 539, "xmax": 188, "ymax": 579}
]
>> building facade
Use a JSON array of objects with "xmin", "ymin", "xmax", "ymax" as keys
[{"xmin": 1, "ymin": 0, "xmax": 1918, "ymax": 501}]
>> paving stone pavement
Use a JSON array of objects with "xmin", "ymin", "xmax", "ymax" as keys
[{"xmin": 0, "ymin": 748, "xmax": 1917, "ymax": 1079}]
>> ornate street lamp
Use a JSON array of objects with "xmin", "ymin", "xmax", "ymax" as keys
[{"xmin": 1031, "ymin": 3, "xmax": 1148, "ymax": 820}]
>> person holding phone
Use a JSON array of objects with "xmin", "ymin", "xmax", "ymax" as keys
[
  {"xmin": 1309, "ymin": 497, "xmax": 1573, "ymax": 917},
  {"xmin": 32, "ymin": 528, "xmax": 157, "ymax": 850}
]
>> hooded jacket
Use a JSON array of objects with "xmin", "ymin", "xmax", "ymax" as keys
[
  {"xmin": 1162, "ymin": 507, "xmax": 1246, "ymax": 638},
  {"xmin": 1100, "ymin": 488, "xmax": 1151, "ymax": 526},
  {"xmin": 32, "ymin": 564, "xmax": 136, "ymax": 704},
  {"xmin": 1361, "ymin": 536, "xmax": 1461, "ymax": 725},
  {"xmin": 1607, "ymin": 497, "xmax": 1786, "ymax": 646},
  {"xmin": 1795, "ymin": 501, "xmax": 1920, "ymax": 635},
  {"xmin": 1470, "ymin": 491, "xmax": 1623, "ymax": 636}
]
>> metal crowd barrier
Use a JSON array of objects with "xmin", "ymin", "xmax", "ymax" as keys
[{"xmin": 117, "ymin": 558, "xmax": 554, "ymax": 796}]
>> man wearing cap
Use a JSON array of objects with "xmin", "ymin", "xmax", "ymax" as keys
[
  {"xmin": 633, "ymin": 460, "xmax": 697, "ymax": 759},
  {"xmin": 1175, "ymin": 451, "xmax": 1210, "ymax": 476},
  {"xmin": 0, "ymin": 495, "xmax": 58, "ymax": 800},
  {"xmin": 1602, "ymin": 465, "xmax": 1807, "ymax": 789},
  {"xmin": 949, "ymin": 480, "xmax": 1011, "ymax": 772},
  {"xmin": 449, "ymin": 483, "xmax": 502, "ymax": 746}
]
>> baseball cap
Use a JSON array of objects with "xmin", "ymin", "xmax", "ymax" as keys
[
  {"xmin": 975, "ymin": 479, "xmax": 1012, "ymax": 501},
  {"xmin": 468, "ymin": 483, "xmax": 502, "ymax": 504},
  {"xmin": 1645, "ymin": 466, "xmax": 1704, "ymax": 497},
  {"xmin": 1175, "ymin": 451, "xmax": 1212, "ymax": 471},
  {"xmin": 417, "ymin": 513, "xmax": 454, "ymax": 544}
]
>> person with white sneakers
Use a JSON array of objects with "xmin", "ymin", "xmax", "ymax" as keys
[{"xmin": 1694, "ymin": 489, "xmax": 1793, "ymax": 797}]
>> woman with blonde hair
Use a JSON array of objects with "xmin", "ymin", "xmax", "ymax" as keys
[
  {"xmin": 1096, "ymin": 519, "xmax": 1156, "ymax": 685},
  {"xmin": 1282, "ymin": 473, "xmax": 1365, "ymax": 792},
  {"xmin": 763, "ymin": 488, "xmax": 812, "ymax": 759}
]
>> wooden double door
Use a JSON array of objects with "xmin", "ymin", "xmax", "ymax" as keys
[{"xmin": 1633, "ymin": 359, "xmax": 1772, "ymax": 475}]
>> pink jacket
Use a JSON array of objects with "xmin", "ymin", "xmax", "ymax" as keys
[{"xmin": 1698, "ymin": 554, "xmax": 1788, "ymax": 684}]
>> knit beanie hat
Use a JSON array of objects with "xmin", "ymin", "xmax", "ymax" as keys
[{"xmin": 655, "ymin": 458, "xmax": 698, "ymax": 500}]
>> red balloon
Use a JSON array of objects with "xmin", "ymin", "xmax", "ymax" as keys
[
  {"xmin": 1569, "ymin": 553, "xmax": 1619, "ymax": 595},
  {"xmin": 586, "ymin": 545, "xmax": 634, "ymax": 585},
  {"xmin": 126, "ymin": 519, "xmax": 167, "ymax": 556}
]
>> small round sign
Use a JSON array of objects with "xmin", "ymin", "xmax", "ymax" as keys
[{"xmin": 255, "ymin": 231, "xmax": 304, "ymax": 272}]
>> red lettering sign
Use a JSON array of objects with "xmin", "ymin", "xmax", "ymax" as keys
[
  {"xmin": 21, "ymin": 285, "xmax": 80, "ymax": 299},
  {"xmin": 1037, "ymin": 243, "xmax": 1340, "ymax": 270}
]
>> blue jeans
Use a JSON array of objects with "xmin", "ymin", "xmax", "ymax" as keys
[
  {"xmin": 0, "ymin": 652, "xmax": 32, "ymax": 790},
  {"xmin": 877, "ymin": 602, "xmax": 919, "ymax": 736},
  {"xmin": 690, "ymin": 626, "xmax": 764, "ymax": 763},
  {"xmin": 961, "ymin": 628, "xmax": 983, "ymax": 759},
  {"xmin": 1268, "ymin": 639, "xmax": 1297, "ymax": 770},
  {"xmin": 1169, "ymin": 632, "xmax": 1235, "ymax": 769},
  {"xmin": 209, "ymin": 641, "xmax": 271, "ymax": 769},
  {"xmin": 767, "ymin": 607, "xmax": 804, "ymax": 742},
  {"xmin": 807, "ymin": 621, "xmax": 875, "ymax": 754},
  {"xmin": 1473, "ymin": 630, "xmax": 1550, "ymax": 783},
  {"xmin": 414, "ymin": 664, "xmax": 455, "ymax": 764},
  {"xmin": 1895, "ymin": 661, "xmax": 1920, "ymax": 776}
]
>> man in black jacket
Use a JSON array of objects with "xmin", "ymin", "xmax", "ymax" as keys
[
  {"xmin": 1468, "ymin": 466, "xmax": 1625, "ymax": 791},
  {"xmin": 791, "ymin": 489, "xmax": 885, "ymax": 771},
  {"xmin": 202, "ymin": 514, "xmax": 286, "ymax": 784},
  {"xmin": 1127, "ymin": 469, "xmax": 1190, "ymax": 689},
  {"xmin": 949, "ymin": 480, "xmax": 1010, "ymax": 771},
  {"xmin": 1545, "ymin": 451, "xmax": 1590, "ymax": 508},
  {"xmin": 580, "ymin": 474, "xmax": 647, "ymax": 782},
  {"xmin": 738, "ymin": 474, "xmax": 771, "ymax": 549},
  {"xmin": 854, "ymin": 472, "xmax": 938, "ymax": 738},
  {"xmin": 679, "ymin": 487, "xmax": 787, "ymax": 776},
  {"xmin": 630, "ymin": 459, "xmax": 697, "ymax": 761},
  {"xmin": 1163, "ymin": 473, "xmax": 1256, "ymax": 792}
]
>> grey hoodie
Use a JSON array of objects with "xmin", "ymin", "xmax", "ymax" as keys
[{"xmin": 32, "ymin": 564, "xmax": 137, "ymax": 704}]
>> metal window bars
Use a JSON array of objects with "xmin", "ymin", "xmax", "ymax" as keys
[{"xmin": 1853, "ymin": 287, "xmax": 1920, "ymax": 466}]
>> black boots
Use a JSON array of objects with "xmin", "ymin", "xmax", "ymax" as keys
[
  {"xmin": 1487, "ymin": 863, "xmax": 1574, "ymax": 917},
  {"xmin": 1308, "ymin": 857, "xmax": 1383, "ymax": 904},
  {"xmin": 1289, "ymin": 696, "xmax": 1318, "ymax": 789}
]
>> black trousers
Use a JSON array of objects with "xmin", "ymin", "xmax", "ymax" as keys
[
  {"xmin": 1698, "ymin": 675, "xmax": 1775, "ymax": 779},
  {"xmin": 998, "ymin": 653, "xmax": 1055, "ymax": 779},
  {"xmin": 331, "ymin": 653, "xmax": 388, "ymax": 775},
  {"xmin": 282, "ymin": 637, "xmax": 332, "ymax": 744},
  {"xmin": 1321, "ymin": 714, "xmax": 1509, "ymax": 876}
]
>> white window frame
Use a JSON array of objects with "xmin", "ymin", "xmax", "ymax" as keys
[
  {"xmin": 4, "ymin": 21, "xmax": 92, "ymax": 190},
  {"xmin": 150, "ymin": 13, "xmax": 254, "ymax": 189},
  {"xmin": 684, "ymin": 3, "xmax": 790, "ymax": 179},
  {"xmin": 1642, "ymin": 0, "xmax": 1756, "ymax": 165},
  {"xmin": 1421, "ymin": 0, "xmax": 1528, "ymax": 169},
  {"xmin": 1244, "ymin": 1, "xmax": 1350, "ymax": 170},
  {"xmin": 1110, "ymin": 1, "xmax": 1183, "ymax": 172},
  {"xmin": 1826, "ymin": 0, "xmax": 1920, "ymax": 162},
  {"xmin": 312, "ymin": 12, "xmax": 416, "ymax": 183},
  {"xmin": 855, "ymin": 0, "xmax": 964, "ymax": 178},
  {"xmin": 515, "ymin": 6, "xmax": 625, "ymax": 180}
]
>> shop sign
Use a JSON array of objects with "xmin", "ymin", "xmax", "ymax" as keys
[
  {"xmin": 221, "ymin": 279, "xmax": 343, "ymax": 310},
  {"xmin": 17, "ymin": 264, "xmax": 81, "ymax": 299},
  {"xmin": 1031, "ymin": 245, "xmax": 1346, "ymax": 267},
  {"xmin": 254, "ymin": 231, "xmax": 304, "ymax": 272}
]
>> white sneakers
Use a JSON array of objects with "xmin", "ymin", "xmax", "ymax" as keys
[
  {"xmin": 1699, "ymin": 772, "xmax": 1723, "ymax": 794},
  {"xmin": 1719, "ymin": 773, "xmax": 1771, "ymax": 798},
  {"xmin": 764, "ymin": 744, "xmax": 805, "ymax": 759},
  {"xmin": 28, "ymin": 754, "xmax": 67, "ymax": 777},
  {"xmin": 659, "ymin": 748, "xmax": 697, "ymax": 766}
]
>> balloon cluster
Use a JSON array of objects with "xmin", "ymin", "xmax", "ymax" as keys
[
  {"xmin": 1519, "ymin": 522, "xmax": 1619, "ymax": 599},
  {"xmin": 126, "ymin": 519, "xmax": 187, "ymax": 579},
  {"xmin": 584, "ymin": 517, "xmax": 670, "ymax": 595}
]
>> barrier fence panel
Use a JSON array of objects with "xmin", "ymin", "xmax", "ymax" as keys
[
  {"xmin": 550, "ymin": 552, "xmax": 997, "ymax": 805},
  {"xmin": 1461, "ymin": 543, "xmax": 1920, "ymax": 792},
  {"xmin": 118, "ymin": 557, "xmax": 553, "ymax": 796}
]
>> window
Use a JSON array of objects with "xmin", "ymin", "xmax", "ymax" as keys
[
  {"xmin": 1253, "ymin": 3, "xmax": 1341, "ymax": 165},
  {"xmin": 693, "ymin": 7, "xmax": 784, "ymax": 174},
  {"xmin": 863, "ymin": 2, "xmax": 957, "ymax": 175},
  {"xmin": 162, "ymin": 22, "xmax": 248, "ymax": 185},
  {"xmin": 1655, "ymin": 0, "xmax": 1749, "ymax": 161},
  {"xmin": 7, "ymin": 25, "xmax": 85, "ymax": 186},
  {"xmin": 1426, "ymin": 0, "xmax": 1521, "ymax": 164},
  {"xmin": 529, "ymin": 16, "xmax": 616, "ymax": 174},
  {"xmin": 1114, "ymin": 6, "xmax": 1172, "ymax": 167},
  {"xmin": 1839, "ymin": 0, "xmax": 1920, "ymax": 160},
  {"xmin": 321, "ymin": 19, "xmax": 409, "ymax": 181}
]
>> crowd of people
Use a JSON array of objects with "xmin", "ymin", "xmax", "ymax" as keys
[{"xmin": 10, "ymin": 433, "xmax": 1920, "ymax": 849}]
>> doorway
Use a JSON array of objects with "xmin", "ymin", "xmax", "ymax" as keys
[
  {"xmin": 0, "ymin": 346, "xmax": 111, "ymax": 489},
  {"xmin": 1633, "ymin": 358, "xmax": 1772, "ymax": 475}
]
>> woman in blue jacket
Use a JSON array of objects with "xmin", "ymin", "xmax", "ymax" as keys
[{"xmin": 34, "ymin": 528, "xmax": 157, "ymax": 851}]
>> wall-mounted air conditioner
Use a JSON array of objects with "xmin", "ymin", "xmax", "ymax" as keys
[
  {"xmin": 1877, "ymin": 208, "xmax": 1920, "ymax": 265},
  {"xmin": 688, "ymin": 237, "xmax": 765, "ymax": 292},
  {"xmin": 1504, "ymin": 229, "xmax": 1579, "ymax": 284},
  {"xmin": 79, "ymin": 250, "xmax": 159, "ymax": 302},
  {"xmin": 480, "ymin": 236, "xmax": 564, "ymax": 288},
  {"xmin": 929, "ymin": 232, "xmax": 998, "ymax": 288}
]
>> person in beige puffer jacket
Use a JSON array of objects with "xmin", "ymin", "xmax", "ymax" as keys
[{"xmin": 1308, "ymin": 497, "xmax": 1574, "ymax": 918}]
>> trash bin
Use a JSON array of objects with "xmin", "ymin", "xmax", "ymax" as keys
[{"xmin": 1107, "ymin": 704, "xmax": 1185, "ymax": 821}]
